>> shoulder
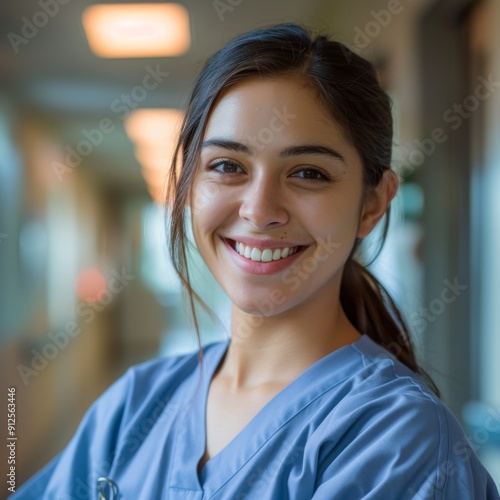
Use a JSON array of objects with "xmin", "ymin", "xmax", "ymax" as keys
[
  {"xmin": 312, "ymin": 336, "xmax": 498, "ymax": 498},
  {"xmin": 342, "ymin": 336, "xmax": 475, "ymax": 462},
  {"xmin": 332, "ymin": 335, "xmax": 446, "ymax": 427}
]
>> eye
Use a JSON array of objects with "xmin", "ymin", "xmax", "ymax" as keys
[
  {"xmin": 290, "ymin": 167, "xmax": 331, "ymax": 183},
  {"xmin": 206, "ymin": 159, "xmax": 244, "ymax": 175}
]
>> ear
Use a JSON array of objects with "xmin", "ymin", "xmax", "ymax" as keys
[{"xmin": 357, "ymin": 169, "xmax": 398, "ymax": 239}]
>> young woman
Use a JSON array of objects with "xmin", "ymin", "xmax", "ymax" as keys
[{"xmin": 13, "ymin": 23, "xmax": 499, "ymax": 500}]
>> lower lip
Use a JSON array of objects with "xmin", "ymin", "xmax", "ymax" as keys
[{"xmin": 221, "ymin": 238, "xmax": 307, "ymax": 275}]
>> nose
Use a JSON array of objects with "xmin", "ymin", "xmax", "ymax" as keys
[{"xmin": 238, "ymin": 174, "xmax": 289, "ymax": 229}]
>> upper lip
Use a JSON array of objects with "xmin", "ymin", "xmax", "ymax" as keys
[{"xmin": 222, "ymin": 236, "xmax": 306, "ymax": 250}]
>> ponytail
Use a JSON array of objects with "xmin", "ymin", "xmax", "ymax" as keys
[{"xmin": 340, "ymin": 257, "xmax": 439, "ymax": 396}]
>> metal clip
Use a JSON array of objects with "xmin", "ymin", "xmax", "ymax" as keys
[{"xmin": 97, "ymin": 477, "xmax": 119, "ymax": 500}]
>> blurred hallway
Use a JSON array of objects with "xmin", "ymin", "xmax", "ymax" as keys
[{"xmin": 1, "ymin": 0, "xmax": 499, "ymax": 490}]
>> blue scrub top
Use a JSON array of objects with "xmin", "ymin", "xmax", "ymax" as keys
[{"xmin": 12, "ymin": 335, "xmax": 499, "ymax": 499}]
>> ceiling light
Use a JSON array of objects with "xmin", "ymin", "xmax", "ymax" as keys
[
  {"xmin": 124, "ymin": 108, "xmax": 183, "ymax": 144},
  {"xmin": 124, "ymin": 109, "xmax": 183, "ymax": 204},
  {"xmin": 82, "ymin": 3, "xmax": 190, "ymax": 58}
]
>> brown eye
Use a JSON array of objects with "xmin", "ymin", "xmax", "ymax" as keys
[
  {"xmin": 290, "ymin": 167, "xmax": 330, "ymax": 182},
  {"xmin": 207, "ymin": 159, "xmax": 244, "ymax": 175}
]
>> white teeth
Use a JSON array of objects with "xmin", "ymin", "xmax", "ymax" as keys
[
  {"xmin": 233, "ymin": 241, "xmax": 299, "ymax": 262},
  {"xmin": 261, "ymin": 249, "xmax": 273, "ymax": 262},
  {"xmin": 250, "ymin": 248, "xmax": 261, "ymax": 261}
]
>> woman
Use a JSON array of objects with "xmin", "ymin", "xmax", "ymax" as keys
[{"xmin": 13, "ymin": 23, "xmax": 499, "ymax": 499}]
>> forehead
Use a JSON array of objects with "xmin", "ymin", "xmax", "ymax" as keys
[{"xmin": 203, "ymin": 76, "xmax": 352, "ymax": 149}]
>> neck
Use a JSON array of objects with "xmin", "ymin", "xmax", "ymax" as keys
[{"xmin": 219, "ymin": 283, "xmax": 361, "ymax": 391}]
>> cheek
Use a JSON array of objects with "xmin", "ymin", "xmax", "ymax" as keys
[
  {"xmin": 315, "ymin": 204, "xmax": 360, "ymax": 238},
  {"xmin": 190, "ymin": 179, "xmax": 233, "ymax": 248},
  {"xmin": 190, "ymin": 177, "xmax": 222, "ymax": 213},
  {"xmin": 306, "ymin": 187, "xmax": 363, "ymax": 239},
  {"xmin": 190, "ymin": 180, "xmax": 212, "ymax": 247}
]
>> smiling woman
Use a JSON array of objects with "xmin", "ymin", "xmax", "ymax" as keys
[{"xmin": 12, "ymin": 23, "xmax": 499, "ymax": 500}]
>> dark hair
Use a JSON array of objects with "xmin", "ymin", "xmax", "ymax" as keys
[{"xmin": 166, "ymin": 23, "xmax": 438, "ymax": 395}]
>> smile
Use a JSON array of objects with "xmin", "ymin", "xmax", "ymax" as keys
[
  {"xmin": 222, "ymin": 238, "xmax": 307, "ymax": 275},
  {"xmin": 234, "ymin": 241, "xmax": 299, "ymax": 262},
  {"xmin": 224, "ymin": 238, "xmax": 305, "ymax": 262}
]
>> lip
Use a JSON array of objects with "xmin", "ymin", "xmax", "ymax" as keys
[{"xmin": 221, "ymin": 237, "xmax": 308, "ymax": 275}]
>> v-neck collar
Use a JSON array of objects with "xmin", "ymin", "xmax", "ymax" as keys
[{"xmin": 168, "ymin": 335, "xmax": 372, "ymax": 497}]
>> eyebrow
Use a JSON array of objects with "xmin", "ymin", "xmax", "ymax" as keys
[
  {"xmin": 281, "ymin": 144, "xmax": 345, "ymax": 162},
  {"xmin": 201, "ymin": 138, "xmax": 345, "ymax": 163}
]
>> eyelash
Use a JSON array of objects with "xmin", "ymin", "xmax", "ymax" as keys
[
  {"xmin": 207, "ymin": 159, "xmax": 243, "ymax": 175},
  {"xmin": 291, "ymin": 168, "xmax": 331, "ymax": 183},
  {"xmin": 206, "ymin": 159, "xmax": 332, "ymax": 183}
]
